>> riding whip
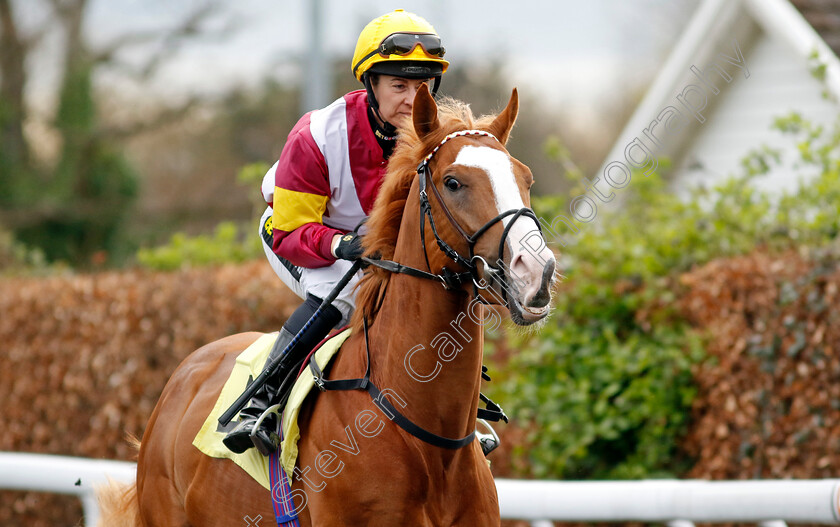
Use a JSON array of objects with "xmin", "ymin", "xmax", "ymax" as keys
[{"xmin": 218, "ymin": 259, "xmax": 364, "ymax": 426}]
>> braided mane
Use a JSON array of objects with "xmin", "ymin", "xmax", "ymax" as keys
[{"xmin": 350, "ymin": 97, "xmax": 499, "ymax": 331}]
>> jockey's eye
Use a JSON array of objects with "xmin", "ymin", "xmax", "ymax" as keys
[{"xmin": 443, "ymin": 177, "xmax": 462, "ymax": 192}]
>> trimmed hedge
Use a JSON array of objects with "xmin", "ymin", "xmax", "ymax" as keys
[
  {"xmin": 0, "ymin": 262, "xmax": 298, "ymax": 526},
  {"xmin": 681, "ymin": 247, "xmax": 840, "ymax": 479}
]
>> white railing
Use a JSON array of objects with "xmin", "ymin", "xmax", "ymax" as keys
[
  {"xmin": 496, "ymin": 478, "xmax": 840, "ymax": 526},
  {"xmin": 0, "ymin": 452, "xmax": 135, "ymax": 526},
  {"xmin": 2, "ymin": 452, "xmax": 840, "ymax": 527}
]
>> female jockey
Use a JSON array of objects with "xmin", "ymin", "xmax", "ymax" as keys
[{"xmin": 225, "ymin": 10, "xmax": 496, "ymax": 457}]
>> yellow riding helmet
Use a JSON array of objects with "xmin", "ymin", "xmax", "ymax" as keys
[{"xmin": 351, "ymin": 9, "xmax": 450, "ymax": 82}]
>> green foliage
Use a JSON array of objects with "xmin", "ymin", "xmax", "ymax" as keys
[
  {"xmin": 496, "ymin": 171, "xmax": 713, "ymax": 479},
  {"xmin": 136, "ymin": 221, "xmax": 262, "ymax": 271},
  {"xmin": 491, "ymin": 111, "xmax": 840, "ymax": 480},
  {"xmin": 499, "ymin": 322, "xmax": 702, "ymax": 479},
  {"xmin": 134, "ymin": 163, "xmax": 268, "ymax": 270},
  {"xmin": 236, "ymin": 161, "xmax": 271, "ymax": 187},
  {"xmin": 0, "ymin": 227, "xmax": 55, "ymax": 276},
  {"xmin": 807, "ymin": 49, "xmax": 837, "ymax": 102},
  {"xmin": 771, "ymin": 112, "xmax": 840, "ymax": 243},
  {"xmin": 237, "ymin": 161, "xmax": 273, "ymax": 217},
  {"xmin": 5, "ymin": 55, "xmax": 139, "ymax": 267},
  {"xmin": 15, "ymin": 140, "xmax": 139, "ymax": 265}
]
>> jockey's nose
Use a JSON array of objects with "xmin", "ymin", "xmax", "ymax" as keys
[
  {"xmin": 406, "ymin": 88, "xmax": 418, "ymax": 106},
  {"xmin": 406, "ymin": 83, "xmax": 426, "ymax": 106}
]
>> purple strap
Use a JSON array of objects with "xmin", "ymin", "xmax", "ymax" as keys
[{"xmin": 269, "ymin": 417, "xmax": 300, "ymax": 526}]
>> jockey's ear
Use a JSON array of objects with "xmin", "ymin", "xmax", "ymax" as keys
[
  {"xmin": 413, "ymin": 83, "xmax": 439, "ymax": 139},
  {"xmin": 488, "ymin": 88, "xmax": 519, "ymax": 145}
]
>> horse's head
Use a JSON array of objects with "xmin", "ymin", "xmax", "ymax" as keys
[{"xmin": 409, "ymin": 84, "xmax": 557, "ymax": 326}]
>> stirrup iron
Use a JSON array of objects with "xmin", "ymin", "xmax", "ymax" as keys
[
  {"xmin": 251, "ymin": 403, "xmax": 282, "ymax": 456},
  {"xmin": 476, "ymin": 418, "xmax": 500, "ymax": 456}
]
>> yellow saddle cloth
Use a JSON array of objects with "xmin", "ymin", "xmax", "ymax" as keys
[{"xmin": 193, "ymin": 328, "xmax": 353, "ymax": 489}]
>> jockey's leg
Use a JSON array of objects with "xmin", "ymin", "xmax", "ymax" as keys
[
  {"xmin": 224, "ymin": 208, "xmax": 358, "ymax": 455},
  {"xmin": 223, "ymin": 293, "xmax": 342, "ymax": 455}
]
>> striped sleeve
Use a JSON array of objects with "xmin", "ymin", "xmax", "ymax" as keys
[{"xmin": 271, "ymin": 114, "xmax": 342, "ymax": 267}]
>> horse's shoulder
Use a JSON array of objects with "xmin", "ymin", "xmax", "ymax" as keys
[{"xmin": 328, "ymin": 331, "xmax": 366, "ymax": 373}]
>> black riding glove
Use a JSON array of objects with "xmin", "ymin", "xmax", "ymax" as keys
[{"xmin": 334, "ymin": 232, "xmax": 364, "ymax": 261}]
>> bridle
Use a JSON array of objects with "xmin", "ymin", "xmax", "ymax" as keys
[
  {"xmin": 364, "ymin": 129, "xmax": 542, "ymax": 305},
  {"xmin": 310, "ymin": 129, "xmax": 545, "ymax": 451}
]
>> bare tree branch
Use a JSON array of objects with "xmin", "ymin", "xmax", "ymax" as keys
[
  {"xmin": 136, "ymin": 1, "xmax": 232, "ymax": 79},
  {"xmin": 60, "ymin": 0, "xmax": 238, "ymax": 141},
  {"xmin": 45, "ymin": 0, "xmax": 85, "ymax": 22},
  {"xmin": 92, "ymin": 0, "xmax": 229, "ymax": 82},
  {"xmin": 92, "ymin": 29, "xmax": 162, "ymax": 64},
  {"xmin": 97, "ymin": 96, "xmax": 202, "ymax": 141}
]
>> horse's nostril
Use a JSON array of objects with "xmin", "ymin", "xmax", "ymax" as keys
[
  {"xmin": 543, "ymin": 259, "xmax": 556, "ymax": 283},
  {"xmin": 526, "ymin": 260, "xmax": 555, "ymax": 308}
]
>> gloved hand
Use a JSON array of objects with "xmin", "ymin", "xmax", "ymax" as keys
[{"xmin": 333, "ymin": 232, "xmax": 364, "ymax": 261}]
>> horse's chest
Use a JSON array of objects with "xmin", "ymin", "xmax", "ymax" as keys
[{"xmin": 296, "ymin": 435, "xmax": 498, "ymax": 525}]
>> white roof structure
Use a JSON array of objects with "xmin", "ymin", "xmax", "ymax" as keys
[{"xmin": 597, "ymin": 0, "xmax": 840, "ymax": 194}]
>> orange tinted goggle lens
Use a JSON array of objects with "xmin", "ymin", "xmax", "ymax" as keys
[{"xmin": 378, "ymin": 33, "xmax": 445, "ymax": 58}]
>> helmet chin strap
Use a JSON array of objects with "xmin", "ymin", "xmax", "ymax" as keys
[
  {"xmin": 363, "ymin": 73, "xmax": 442, "ymax": 135},
  {"xmin": 363, "ymin": 74, "xmax": 397, "ymax": 135}
]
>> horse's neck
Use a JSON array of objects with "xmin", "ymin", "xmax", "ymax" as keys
[{"xmin": 367, "ymin": 259, "xmax": 483, "ymax": 442}]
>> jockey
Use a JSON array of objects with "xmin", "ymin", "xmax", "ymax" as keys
[{"xmin": 225, "ymin": 9, "xmax": 498, "ymax": 457}]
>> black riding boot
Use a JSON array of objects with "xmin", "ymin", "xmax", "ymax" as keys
[
  {"xmin": 222, "ymin": 327, "xmax": 293, "ymax": 455},
  {"xmin": 222, "ymin": 294, "xmax": 343, "ymax": 456}
]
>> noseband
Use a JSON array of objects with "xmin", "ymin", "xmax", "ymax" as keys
[{"xmin": 366, "ymin": 129, "xmax": 542, "ymax": 304}]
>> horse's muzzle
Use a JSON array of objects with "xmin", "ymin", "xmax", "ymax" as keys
[{"xmin": 507, "ymin": 257, "xmax": 555, "ymax": 326}]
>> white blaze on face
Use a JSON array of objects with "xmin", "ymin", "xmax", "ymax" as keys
[{"xmin": 452, "ymin": 145, "xmax": 555, "ymax": 309}]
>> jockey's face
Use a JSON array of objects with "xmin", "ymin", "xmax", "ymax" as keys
[{"xmin": 372, "ymin": 75, "xmax": 431, "ymax": 129}]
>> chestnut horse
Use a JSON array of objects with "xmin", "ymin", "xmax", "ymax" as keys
[{"xmin": 97, "ymin": 85, "xmax": 556, "ymax": 526}]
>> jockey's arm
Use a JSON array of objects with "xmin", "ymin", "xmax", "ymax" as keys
[{"xmin": 265, "ymin": 132, "xmax": 344, "ymax": 269}]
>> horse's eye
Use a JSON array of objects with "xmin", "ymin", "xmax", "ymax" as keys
[{"xmin": 444, "ymin": 177, "xmax": 462, "ymax": 192}]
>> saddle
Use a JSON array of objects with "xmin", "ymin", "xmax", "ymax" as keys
[{"xmin": 193, "ymin": 329, "xmax": 353, "ymax": 489}]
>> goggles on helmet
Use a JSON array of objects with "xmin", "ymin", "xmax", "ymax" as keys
[
  {"xmin": 354, "ymin": 32, "xmax": 446, "ymax": 77},
  {"xmin": 377, "ymin": 32, "xmax": 445, "ymax": 58}
]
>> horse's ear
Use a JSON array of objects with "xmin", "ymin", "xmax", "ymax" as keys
[
  {"xmin": 412, "ymin": 83, "xmax": 439, "ymax": 139},
  {"xmin": 488, "ymin": 88, "xmax": 519, "ymax": 145}
]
